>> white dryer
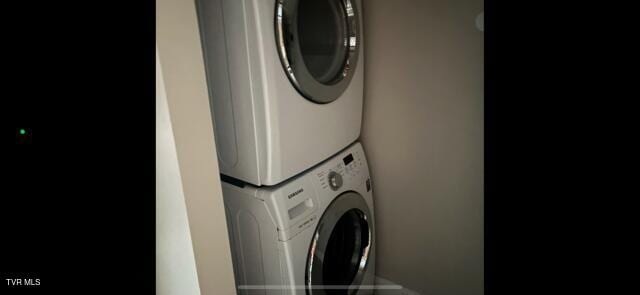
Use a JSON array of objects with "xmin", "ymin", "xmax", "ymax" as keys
[
  {"xmin": 222, "ymin": 142, "xmax": 375, "ymax": 294},
  {"xmin": 196, "ymin": 0, "xmax": 365, "ymax": 186}
]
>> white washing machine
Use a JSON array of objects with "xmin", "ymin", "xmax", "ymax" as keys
[
  {"xmin": 222, "ymin": 142, "xmax": 375, "ymax": 294},
  {"xmin": 196, "ymin": 0, "xmax": 365, "ymax": 186}
]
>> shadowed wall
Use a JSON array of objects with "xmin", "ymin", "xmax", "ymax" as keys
[{"xmin": 360, "ymin": 1, "xmax": 484, "ymax": 294}]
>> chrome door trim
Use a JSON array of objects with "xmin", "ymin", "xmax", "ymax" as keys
[
  {"xmin": 305, "ymin": 191, "xmax": 373, "ymax": 295},
  {"xmin": 275, "ymin": 0, "xmax": 360, "ymax": 104}
]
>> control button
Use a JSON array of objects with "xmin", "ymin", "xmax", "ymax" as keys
[{"xmin": 328, "ymin": 171, "xmax": 343, "ymax": 191}]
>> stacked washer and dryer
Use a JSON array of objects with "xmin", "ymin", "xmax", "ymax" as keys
[{"xmin": 197, "ymin": 0, "xmax": 374, "ymax": 294}]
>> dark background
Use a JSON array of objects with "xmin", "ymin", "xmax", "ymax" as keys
[
  {"xmin": 2, "ymin": 0, "xmax": 155, "ymax": 293},
  {"xmin": 485, "ymin": 1, "xmax": 634, "ymax": 294}
]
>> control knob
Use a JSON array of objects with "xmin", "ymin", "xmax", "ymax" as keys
[{"xmin": 327, "ymin": 171, "xmax": 343, "ymax": 191}]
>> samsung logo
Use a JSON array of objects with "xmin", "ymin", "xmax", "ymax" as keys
[{"xmin": 287, "ymin": 188, "xmax": 304, "ymax": 199}]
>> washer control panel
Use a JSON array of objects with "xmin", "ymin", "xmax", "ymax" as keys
[{"xmin": 316, "ymin": 148, "xmax": 366, "ymax": 191}]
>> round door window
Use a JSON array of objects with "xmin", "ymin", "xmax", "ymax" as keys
[
  {"xmin": 297, "ymin": 0, "xmax": 348, "ymax": 84},
  {"xmin": 276, "ymin": 0, "xmax": 360, "ymax": 104},
  {"xmin": 306, "ymin": 192, "xmax": 373, "ymax": 295}
]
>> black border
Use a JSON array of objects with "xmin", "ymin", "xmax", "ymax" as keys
[
  {"xmin": 3, "ymin": 1, "xmax": 155, "ymax": 293},
  {"xmin": 484, "ymin": 0, "xmax": 630, "ymax": 293}
]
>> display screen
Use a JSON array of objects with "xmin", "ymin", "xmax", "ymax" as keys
[{"xmin": 343, "ymin": 154, "xmax": 354, "ymax": 165}]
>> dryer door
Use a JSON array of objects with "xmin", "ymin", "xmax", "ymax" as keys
[
  {"xmin": 275, "ymin": 0, "xmax": 360, "ymax": 104},
  {"xmin": 306, "ymin": 191, "xmax": 373, "ymax": 295}
]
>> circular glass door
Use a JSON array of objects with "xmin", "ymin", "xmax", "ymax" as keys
[
  {"xmin": 306, "ymin": 192, "xmax": 373, "ymax": 295},
  {"xmin": 275, "ymin": 0, "xmax": 360, "ymax": 104}
]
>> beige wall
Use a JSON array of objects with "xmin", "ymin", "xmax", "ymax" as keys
[
  {"xmin": 156, "ymin": 47, "xmax": 201, "ymax": 295},
  {"xmin": 157, "ymin": 0, "xmax": 237, "ymax": 294},
  {"xmin": 361, "ymin": 1, "xmax": 484, "ymax": 294}
]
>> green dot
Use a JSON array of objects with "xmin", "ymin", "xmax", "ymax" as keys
[{"xmin": 19, "ymin": 129, "xmax": 26, "ymax": 135}]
